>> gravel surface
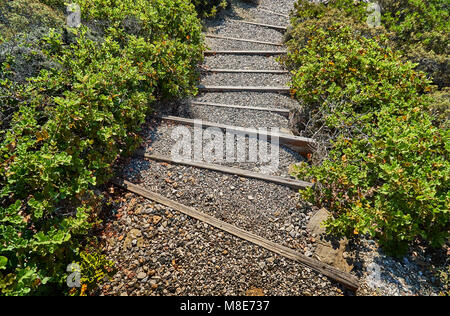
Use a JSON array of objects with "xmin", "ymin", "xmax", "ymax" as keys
[
  {"xmin": 194, "ymin": 92, "xmax": 299, "ymax": 110},
  {"xmin": 99, "ymin": 193, "xmax": 345, "ymax": 296},
  {"xmin": 199, "ymin": 72, "xmax": 290, "ymax": 87},
  {"xmin": 182, "ymin": 103, "xmax": 290, "ymax": 129},
  {"xmin": 259, "ymin": 0, "xmax": 297, "ymax": 14},
  {"xmin": 138, "ymin": 120, "xmax": 304, "ymax": 177},
  {"xmin": 122, "ymin": 158, "xmax": 310, "ymax": 250},
  {"xmin": 203, "ymin": 54, "xmax": 286, "ymax": 70},
  {"xmin": 97, "ymin": 0, "xmax": 449, "ymax": 297},
  {"xmin": 205, "ymin": 18, "xmax": 285, "ymax": 44},
  {"xmin": 205, "ymin": 37, "xmax": 285, "ymax": 51}
]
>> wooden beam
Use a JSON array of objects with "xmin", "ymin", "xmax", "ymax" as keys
[
  {"xmin": 200, "ymin": 68, "xmax": 289, "ymax": 74},
  {"xmin": 135, "ymin": 151, "xmax": 313, "ymax": 190},
  {"xmin": 113, "ymin": 179, "xmax": 359, "ymax": 292},
  {"xmin": 205, "ymin": 34, "xmax": 283, "ymax": 46},
  {"xmin": 159, "ymin": 115, "xmax": 316, "ymax": 154},
  {"xmin": 204, "ymin": 50, "xmax": 287, "ymax": 55},
  {"xmin": 190, "ymin": 101, "xmax": 290, "ymax": 117},
  {"xmin": 198, "ymin": 85, "xmax": 291, "ymax": 93},
  {"xmin": 233, "ymin": 20, "xmax": 287, "ymax": 31},
  {"xmin": 259, "ymin": 8, "xmax": 290, "ymax": 18}
]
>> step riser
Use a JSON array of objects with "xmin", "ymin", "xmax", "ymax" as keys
[
  {"xmin": 135, "ymin": 152, "xmax": 313, "ymax": 190},
  {"xmin": 204, "ymin": 51, "xmax": 287, "ymax": 55},
  {"xmin": 198, "ymin": 86, "xmax": 291, "ymax": 93},
  {"xmin": 234, "ymin": 20, "xmax": 287, "ymax": 31},
  {"xmin": 159, "ymin": 116, "xmax": 316, "ymax": 155},
  {"xmin": 190, "ymin": 102, "xmax": 290, "ymax": 117},
  {"xmin": 206, "ymin": 34, "xmax": 283, "ymax": 46}
]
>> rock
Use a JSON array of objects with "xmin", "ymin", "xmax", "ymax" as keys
[
  {"xmin": 245, "ymin": 287, "xmax": 264, "ymax": 296},
  {"xmin": 152, "ymin": 216, "xmax": 162, "ymax": 225},
  {"xmin": 129, "ymin": 228, "xmax": 142, "ymax": 239},
  {"xmin": 137, "ymin": 272, "xmax": 147, "ymax": 280},
  {"xmin": 306, "ymin": 208, "xmax": 353, "ymax": 273}
]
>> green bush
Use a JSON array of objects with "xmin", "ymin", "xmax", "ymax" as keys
[
  {"xmin": 0, "ymin": 0, "xmax": 203, "ymax": 295},
  {"xmin": 0, "ymin": 0, "xmax": 64, "ymax": 40},
  {"xmin": 192, "ymin": 0, "xmax": 228, "ymax": 18},
  {"xmin": 285, "ymin": 15, "xmax": 449, "ymax": 254}
]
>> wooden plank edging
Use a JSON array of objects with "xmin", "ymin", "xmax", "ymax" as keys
[
  {"xmin": 113, "ymin": 179, "xmax": 359, "ymax": 292},
  {"xmin": 205, "ymin": 34, "xmax": 283, "ymax": 46},
  {"xmin": 259, "ymin": 8, "xmax": 290, "ymax": 18},
  {"xmin": 200, "ymin": 68, "xmax": 289, "ymax": 74},
  {"xmin": 198, "ymin": 85, "xmax": 291, "ymax": 93},
  {"xmin": 190, "ymin": 101, "xmax": 290, "ymax": 117},
  {"xmin": 233, "ymin": 20, "xmax": 287, "ymax": 31},
  {"xmin": 159, "ymin": 115, "xmax": 316, "ymax": 154},
  {"xmin": 134, "ymin": 151, "xmax": 313, "ymax": 190},
  {"xmin": 204, "ymin": 50, "xmax": 287, "ymax": 55}
]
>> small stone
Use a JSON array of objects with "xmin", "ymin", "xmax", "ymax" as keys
[
  {"xmin": 248, "ymin": 195, "xmax": 254, "ymax": 200},
  {"xmin": 137, "ymin": 272, "xmax": 147, "ymax": 280}
]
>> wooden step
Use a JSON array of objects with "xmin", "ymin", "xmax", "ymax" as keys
[
  {"xmin": 200, "ymin": 68, "xmax": 289, "ymax": 74},
  {"xmin": 190, "ymin": 101, "xmax": 290, "ymax": 117},
  {"xmin": 135, "ymin": 151, "xmax": 313, "ymax": 190},
  {"xmin": 114, "ymin": 179, "xmax": 359, "ymax": 292},
  {"xmin": 259, "ymin": 7, "xmax": 290, "ymax": 18},
  {"xmin": 159, "ymin": 116, "xmax": 316, "ymax": 154},
  {"xmin": 204, "ymin": 50, "xmax": 287, "ymax": 55},
  {"xmin": 198, "ymin": 85, "xmax": 291, "ymax": 93},
  {"xmin": 233, "ymin": 20, "xmax": 287, "ymax": 31},
  {"xmin": 205, "ymin": 34, "xmax": 283, "ymax": 46}
]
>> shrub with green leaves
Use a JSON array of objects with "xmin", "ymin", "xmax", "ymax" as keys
[
  {"xmin": 289, "ymin": 0, "xmax": 450, "ymax": 88},
  {"xmin": 285, "ymin": 9, "xmax": 449, "ymax": 254},
  {"xmin": 0, "ymin": 0, "xmax": 203, "ymax": 295},
  {"xmin": 192, "ymin": 0, "xmax": 229, "ymax": 18}
]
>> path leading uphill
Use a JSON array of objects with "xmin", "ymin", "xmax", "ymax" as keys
[{"xmin": 99, "ymin": 0, "xmax": 359, "ymax": 296}]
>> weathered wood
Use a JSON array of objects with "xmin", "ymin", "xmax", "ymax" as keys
[
  {"xmin": 198, "ymin": 85, "xmax": 291, "ymax": 93},
  {"xmin": 114, "ymin": 179, "xmax": 359, "ymax": 292},
  {"xmin": 159, "ymin": 115, "xmax": 316, "ymax": 154},
  {"xmin": 204, "ymin": 50, "xmax": 287, "ymax": 55},
  {"xmin": 259, "ymin": 8, "xmax": 290, "ymax": 18},
  {"xmin": 200, "ymin": 68, "xmax": 289, "ymax": 74},
  {"xmin": 190, "ymin": 101, "xmax": 290, "ymax": 117},
  {"xmin": 233, "ymin": 20, "xmax": 287, "ymax": 31},
  {"xmin": 205, "ymin": 34, "xmax": 283, "ymax": 46},
  {"xmin": 134, "ymin": 151, "xmax": 313, "ymax": 190}
]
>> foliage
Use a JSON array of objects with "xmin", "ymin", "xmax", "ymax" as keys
[
  {"xmin": 289, "ymin": 0, "xmax": 449, "ymax": 89},
  {"xmin": 429, "ymin": 88, "xmax": 450, "ymax": 129},
  {"xmin": 285, "ymin": 12, "xmax": 449, "ymax": 254},
  {"xmin": 0, "ymin": 0, "xmax": 203, "ymax": 295},
  {"xmin": 437, "ymin": 265, "xmax": 450, "ymax": 296},
  {"xmin": 0, "ymin": 0, "xmax": 64, "ymax": 40},
  {"xmin": 68, "ymin": 247, "xmax": 116, "ymax": 296},
  {"xmin": 191, "ymin": 0, "xmax": 229, "ymax": 18},
  {"xmin": 378, "ymin": 0, "xmax": 449, "ymax": 56}
]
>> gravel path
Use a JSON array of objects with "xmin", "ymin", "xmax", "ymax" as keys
[
  {"xmin": 138, "ymin": 120, "xmax": 302, "ymax": 177},
  {"xmin": 199, "ymin": 72, "xmax": 290, "ymax": 87},
  {"xmin": 99, "ymin": 0, "xmax": 449, "ymax": 297},
  {"xmin": 99, "ymin": 193, "xmax": 344, "ymax": 296},
  {"xmin": 203, "ymin": 54, "xmax": 286, "ymax": 70},
  {"xmin": 102, "ymin": 0, "xmax": 356, "ymax": 297}
]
